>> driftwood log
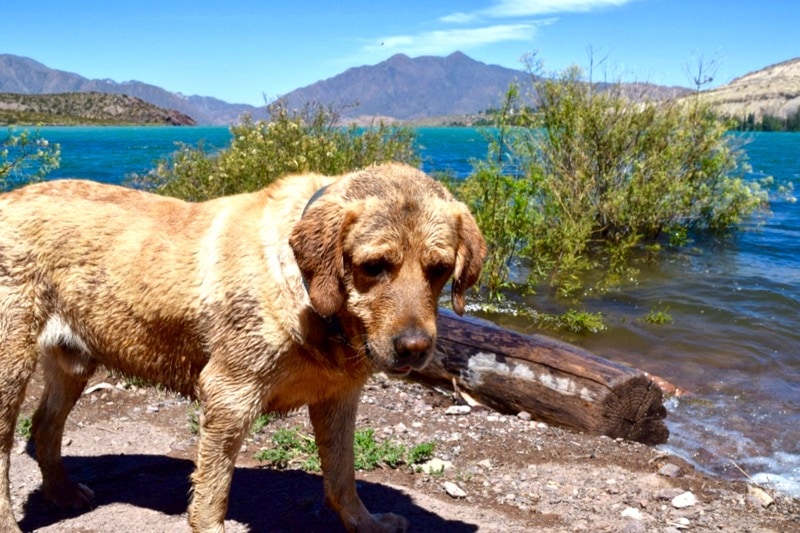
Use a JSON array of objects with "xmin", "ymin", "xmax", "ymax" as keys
[{"xmin": 409, "ymin": 310, "xmax": 669, "ymax": 445}]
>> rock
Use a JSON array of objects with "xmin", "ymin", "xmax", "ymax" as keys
[
  {"xmin": 517, "ymin": 411, "xmax": 532, "ymax": 421},
  {"xmin": 621, "ymin": 507, "xmax": 644, "ymax": 520},
  {"xmin": 671, "ymin": 491, "xmax": 698, "ymax": 508},
  {"xmin": 444, "ymin": 481, "xmax": 467, "ymax": 498},
  {"xmin": 658, "ymin": 463, "xmax": 683, "ymax": 478},
  {"xmin": 746, "ymin": 484, "xmax": 774, "ymax": 508},
  {"xmin": 420, "ymin": 458, "xmax": 453, "ymax": 474},
  {"xmin": 445, "ymin": 405, "xmax": 471, "ymax": 415},
  {"xmin": 656, "ymin": 488, "xmax": 685, "ymax": 500}
]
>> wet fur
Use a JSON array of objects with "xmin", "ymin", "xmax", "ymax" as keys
[{"xmin": 0, "ymin": 163, "xmax": 485, "ymax": 532}]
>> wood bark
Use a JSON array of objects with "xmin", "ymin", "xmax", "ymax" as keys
[{"xmin": 409, "ymin": 310, "xmax": 669, "ymax": 445}]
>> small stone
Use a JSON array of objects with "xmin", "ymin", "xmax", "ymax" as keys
[
  {"xmin": 671, "ymin": 491, "xmax": 697, "ymax": 508},
  {"xmin": 445, "ymin": 405, "xmax": 471, "ymax": 416},
  {"xmin": 656, "ymin": 488, "xmax": 685, "ymax": 500},
  {"xmin": 420, "ymin": 458, "xmax": 452, "ymax": 474},
  {"xmin": 746, "ymin": 484, "xmax": 774, "ymax": 508},
  {"xmin": 146, "ymin": 405, "xmax": 159, "ymax": 413},
  {"xmin": 517, "ymin": 411, "xmax": 532, "ymax": 421},
  {"xmin": 621, "ymin": 507, "xmax": 644, "ymax": 520},
  {"xmin": 477, "ymin": 459, "xmax": 492, "ymax": 469},
  {"xmin": 658, "ymin": 463, "xmax": 683, "ymax": 478},
  {"xmin": 394, "ymin": 422, "xmax": 408, "ymax": 434},
  {"xmin": 444, "ymin": 481, "xmax": 467, "ymax": 498}
]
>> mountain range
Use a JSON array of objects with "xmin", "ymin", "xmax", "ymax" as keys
[{"xmin": 1, "ymin": 52, "xmax": 798, "ymax": 125}]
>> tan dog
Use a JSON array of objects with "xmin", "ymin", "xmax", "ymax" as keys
[{"xmin": 0, "ymin": 163, "xmax": 485, "ymax": 532}]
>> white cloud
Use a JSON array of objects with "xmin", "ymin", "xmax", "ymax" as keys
[
  {"xmin": 446, "ymin": 0, "xmax": 635, "ymax": 21},
  {"xmin": 362, "ymin": 22, "xmax": 552, "ymax": 58}
]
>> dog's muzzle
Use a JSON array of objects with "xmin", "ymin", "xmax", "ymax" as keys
[{"xmin": 390, "ymin": 329, "xmax": 434, "ymax": 373}]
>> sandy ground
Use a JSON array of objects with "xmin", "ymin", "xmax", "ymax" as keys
[{"xmin": 9, "ymin": 369, "xmax": 799, "ymax": 532}]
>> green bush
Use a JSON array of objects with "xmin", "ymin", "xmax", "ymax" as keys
[
  {"xmin": 1, "ymin": 127, "xmax": 60, "ymax": 191},
  {"xmin": 132, "ymin": 101, "xmax": 419, "ymax": 201},
  {"xmin": 456, "ymin": 60, "xmax": 768, "ymax": 299}
]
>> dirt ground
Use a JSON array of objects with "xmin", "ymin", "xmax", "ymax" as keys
[{"xmin": 10, "ymin": 368, "xmax": 799, "ymax": 532}]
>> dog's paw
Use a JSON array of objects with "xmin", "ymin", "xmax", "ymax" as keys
[
  {"xmin": 45, "ymin": 481, "xmax": 95, "ymax": 510},
  {"xmin": 368, "ymin": 512, "xmax": 407, "ymax": 533}
]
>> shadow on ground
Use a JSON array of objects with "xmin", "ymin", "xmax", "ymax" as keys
[{"xmin": 18, "ymin": 453, "xmax": 478, "ymax": 532}]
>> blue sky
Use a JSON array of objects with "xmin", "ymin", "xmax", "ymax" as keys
[{"xmin": 2, "ymin": 0, "xmax": 798, "ymax": 106}]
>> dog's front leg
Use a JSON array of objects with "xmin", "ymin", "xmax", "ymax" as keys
[
  {"xmin": 188, "ymin": 366, "xmax": 259, "ymax": 533},
  {"xmin": 309, "ymin": 388, "xmax": 407, "ymax": 533}
]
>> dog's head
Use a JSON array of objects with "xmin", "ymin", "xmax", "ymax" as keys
[{"xmin": 290, "ymin": 163, "xmax": 486, "ymax": 374}]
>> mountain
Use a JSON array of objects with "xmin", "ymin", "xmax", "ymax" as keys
[
  {"xmin": 0, "ymin": 92, "xmax": 196, "ymax": 125},
  {"xmin": 281, "ymin": 52, "xmax": 525, "ymax": 121},
  {"xmin": 0, "ymin": 54, "xmax": 263, "ymax": 124},
  {"xmin": 699, "ymin": 57, "xmax": 800, "ymax": 120}
]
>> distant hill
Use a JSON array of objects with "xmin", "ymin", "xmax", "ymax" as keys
[
  {"xmin": 0, "ymin": 54, "xmax": 263, "ymax": 125},
  {"xmin": 699, "ymin": 57, "xmax": 800, "ymax": 120},
  {"xmin": 5, "ymin": 52, "xmax": 797, "ymax": 126},
  {"xmin": 0, "ymin": 92, "xmax": 196, "ymax": 125},
  {"xmin": 281, "ymin": 52, "xmax": 525, "ymax": 121}
]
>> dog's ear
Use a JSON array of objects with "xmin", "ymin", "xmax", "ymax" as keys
[
  {"xmin": 290, "ymin": 200, "xmax": 360, "ymax": 317},
  {"xmin": 451, "ymin": 205, "xmax": 487, "ymax": 316}
]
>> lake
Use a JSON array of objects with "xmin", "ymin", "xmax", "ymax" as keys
[{"xmin": 14, "ymin": 125, "xmax": 800, "ymax": 497}]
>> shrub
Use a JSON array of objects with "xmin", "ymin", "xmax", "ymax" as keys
[
  {"xmin": 0, "ymin": 127, "xmax": 60, "ymax": 191},
  {"xmin": 456, "ymin": 58, "xmax": 768, "ymax": 298},
  {"xmin": 132, "ymin": 101, "xmax": 419, "ymax": 201}
]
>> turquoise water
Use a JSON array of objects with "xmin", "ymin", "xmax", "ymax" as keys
[{"xmin": 13, "ymin": 126, "xmax": 800, "ymax": 496}]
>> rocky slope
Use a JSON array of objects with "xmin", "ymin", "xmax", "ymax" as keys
[
  {"xmin": 699, "ymin": 57, "xmax": 800, "ymax": 120},
  {"xmin": 0, "ymin": 92, "xmax": 196, "ymax": 125}
]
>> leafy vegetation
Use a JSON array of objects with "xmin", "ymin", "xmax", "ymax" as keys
[
  {"xmin": 643, "ymin": 306, "xmax": 674, "ymax": 325},
  {"xmin": 454, "ymin": 56, "xmax": 769, "ymax": 305},
  {"xmin": 0, "ymin": 127, "xmax": 60, "ymax": 191},
  {"xmin": 16, "ymin": 416, "xmax": 32, "ymax": 439},
  {"xmin": 729, "ymin": 109, "xmax": 800, "ymax": 132},
  {"xmin": 253, "ymin": 426, "xmax": 436, "ymax": 472},
  {"xmin": 132, "ymin": 100, "xmax": 418, "ymax": 201}
]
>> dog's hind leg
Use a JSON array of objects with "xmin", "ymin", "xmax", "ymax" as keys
[
  {"xmin": 0, "ymin": 296, "xmax": 38, "ymax": 532},
  {"xmin": 30, "ymin": 339, "xmax": 97, "ymax": 510}
]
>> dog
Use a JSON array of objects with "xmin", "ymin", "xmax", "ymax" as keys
[{"xmin": 0, "ymin": 163, "xmax": 485, "ymax": 532}]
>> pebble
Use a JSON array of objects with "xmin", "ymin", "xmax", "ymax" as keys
[
  {"xmin": 517, "ymin": 411, "xmax": 532, "ymax": 421},
  {"xmin": 658, "ymin": 463, "xmax": 683, "ymax": 478},
  {"xmin": 444, "ymin": 481, "xmax": 467, "ymax": 498},
  {"xmin": 746, "ymin": 484, "xmax": 774, "ymax": 508},
  {"xmin": 419, "ymin": 458, "xmax": 452, "ymax": 474},
  {"xmin": 621, "ymin": 507, "xmax": 644, "ymax": 520},
  {"xmin": 671, "ymin": 491, "xmax": 698, "ymax": 508},
  {"xmin": 445, "ymin": 405, "xmax": 471, "ymax": 416}
]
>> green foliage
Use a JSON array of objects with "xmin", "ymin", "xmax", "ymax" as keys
[
  {"xmin": 353, "ymin": 428, "xmax": 407, "ymax": 470},
  {"xmin": 16, "ymin": 416, "xmax": 32, "ymax": 439},
  {"xmin": 408, "ymin": 441, "xmax": 436, "ymax": 465},
  {"xmin": 254, "ymin": 427, "xmax": 320, "ymax": 471},
  {"xmin": 132, "ymin": 100, "xmax": 419, "ymax": 201},
  {"xmin": 250, "ymin": 413, "xmax": 279, "ymax": 435},
  {"xmin": 1, "ymin": 127, "xmax": 60, "ymax": 191},
  {"xmin": 254, "ymin": 426, "xmax": 435, "ymax": 472},
  {"xmin": 455, "ymin": 57, "xmax": 768, "ymax": 299},
  {"xmin": 730, "ymin": 109, "xmax": 800, "ymax": 132},
  {"xmin": 643, "ymin": 306, "xmax": 674, "ymax": 325}
]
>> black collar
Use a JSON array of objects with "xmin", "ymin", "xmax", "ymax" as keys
[{"xmin": 302, "ymin": 184, "xmax": 330, "ymax": 217}]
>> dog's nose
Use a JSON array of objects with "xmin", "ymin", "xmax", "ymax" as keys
[{"xmin": 393, "ymin": 330, "xmax": 434, "ymax": 367}]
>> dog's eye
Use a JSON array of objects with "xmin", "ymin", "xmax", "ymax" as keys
[
  {"xmin": 360, "ymin": 258, "xmax": 393, "ymax": 278},
  {"xmin": 427, "ymin": 261, "xmax": 453, "ymax": 281}
]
